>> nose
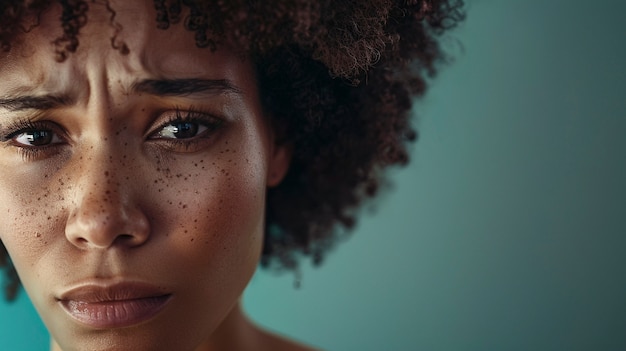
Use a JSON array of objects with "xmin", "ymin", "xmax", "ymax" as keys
[{"xmin": 65, "ymin": 152, "xmax": 150, "ymax": 250}]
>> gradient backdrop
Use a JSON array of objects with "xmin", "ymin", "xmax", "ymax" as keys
[{"xmin": 1, "ymin": 0, "xmax": 625, "ymax": 350}]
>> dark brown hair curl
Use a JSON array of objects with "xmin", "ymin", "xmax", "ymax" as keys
[{"xmin": 0, "ymin": 0, "xmax": 464, "ymax": 300}]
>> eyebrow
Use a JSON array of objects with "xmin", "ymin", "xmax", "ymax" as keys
[
  {"xmin": 0, "ymin": 95, "xmax": 72, "ymax": 112},
  {"xmin": 0, "ymin": 78, "xmax": 242, "ymax": 112},
  {"xmin": 131, "ymin": 78, "xmax": 243, "ymax": 97}
]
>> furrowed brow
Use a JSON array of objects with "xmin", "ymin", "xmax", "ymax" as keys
[
  {"xmin": 132, "ymin": 78, "xmax": 243, "ymax": 97},
  {"xmin": 0, "ymin": 95, "xmax": 72, "ymax": 111}
]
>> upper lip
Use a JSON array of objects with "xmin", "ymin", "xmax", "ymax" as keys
[{"xmin": 57, "ymin": 281, "xmax": 170, "ymax": 303}]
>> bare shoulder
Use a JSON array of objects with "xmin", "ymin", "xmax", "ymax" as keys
[{"xmin": 255, "ymin": 326, "xmax": 321, "ymax": 351}]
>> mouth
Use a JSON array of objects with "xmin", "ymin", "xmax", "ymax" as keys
[{"xmin": 57, "ymin": 282, "xmax": 172, "ymax": 329}]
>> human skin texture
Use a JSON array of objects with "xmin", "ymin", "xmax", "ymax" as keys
[{"xmin": 0, "ymin": 1, "xmax": 293, "ymax": 350}]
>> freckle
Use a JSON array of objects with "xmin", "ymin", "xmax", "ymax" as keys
[
  {"xmin": 105, "ymin": 171, "xmax": 109, "ymax": 176},
  {"xmin": 36, "ymin": 233, "xmax": 41, "ymax": 238},
  {"xmin": 190, "ymin": 238, "xmax": 194, "ymax": 242}
]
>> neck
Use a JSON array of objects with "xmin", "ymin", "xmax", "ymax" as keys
[{"xmin": 195, "ymin": 302, "xmax": 260, "ymax": 351}]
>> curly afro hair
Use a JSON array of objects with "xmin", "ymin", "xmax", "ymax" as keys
[{"xmin": 0, "ymin": 0, "xmax": 464, "ymax": 300}]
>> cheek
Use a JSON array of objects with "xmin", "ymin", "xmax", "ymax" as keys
[
  {"xmin": 0, "ymin": 166, "xmax": 68, "ymax": 276},
  {"xmin": 146, "ymin": 145, "xmax": 268, "ymax": 279}
]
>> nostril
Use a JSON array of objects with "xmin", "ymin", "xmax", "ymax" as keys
[{"xmin": 117, "ymin": 233, "xmax": 138, "ymax": 244}]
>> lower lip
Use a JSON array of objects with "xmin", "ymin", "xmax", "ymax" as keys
[{"xmin": 60, "ymin": 295, "xmax": 171, "ymax": 329}]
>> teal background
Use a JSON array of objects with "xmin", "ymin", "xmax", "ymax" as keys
[{"xmin": 2, "ymin": 0, "xmax": 625, "ymax": 350}]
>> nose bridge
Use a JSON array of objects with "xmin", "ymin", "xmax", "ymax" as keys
[
  {"xmin": 86, "ymin": 161, "xmax": 121, "ymax": 219},
  {"xmin": 65, "ymin": 140, "xmax": 149, "ymax": 249},
  {"xmin": 77, "ymin": 141, "xmax": 127, "ymax": 212}
]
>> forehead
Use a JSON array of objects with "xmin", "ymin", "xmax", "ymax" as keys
[{"xmin": 0, "ymin": 1, "xmax": 243, "ymax": 96}]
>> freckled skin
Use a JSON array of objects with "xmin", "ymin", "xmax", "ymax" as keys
[{"xmin": 0, "ymin": 1, "xmax": 293, "ymax": 351}]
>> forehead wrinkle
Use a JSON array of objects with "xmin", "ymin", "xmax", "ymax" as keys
[{"xmin": 0, "ymin": 57, "xmax": 86, "ymax": 108}]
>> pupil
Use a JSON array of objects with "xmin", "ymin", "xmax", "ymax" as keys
[
  {"xmin": 174, "ymin": 122, "xmax": 198, "ymax": 139},
  {"xmin": 27, "ymin": 131, "xmax": 53, "ymax": 146}
]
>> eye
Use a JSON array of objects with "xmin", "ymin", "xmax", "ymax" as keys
[
  {"xmin": 154, "ymin": 121, "xmax": 208, "ymax": 140},
  {"xmin": 149, "ymin": 108, "xmax": 223, "ymax": 142},
  {"xmin": 0, "ymin": 121, "xmax": 68, "ymax": 161},
  {"xmin": 13, "ymin": 129, "xmax": 63, "ymax": 147},
  {"xmin": 146, "ymin": 109, "xmax": 225, "ymax": 153}
]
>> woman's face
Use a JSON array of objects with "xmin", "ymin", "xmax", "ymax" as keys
[{"xmin": 0, "ymin": 2, "xmax": 288, "ymax": 350}]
